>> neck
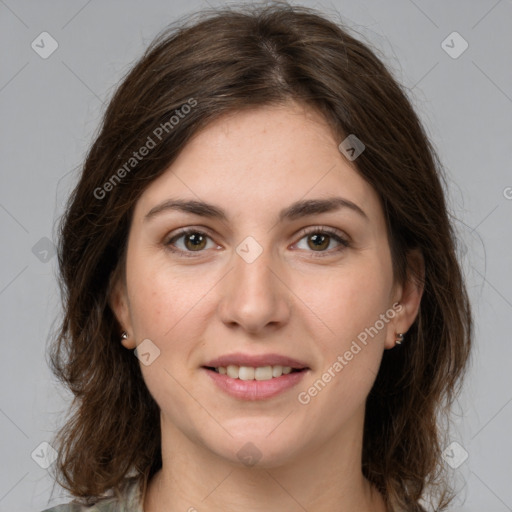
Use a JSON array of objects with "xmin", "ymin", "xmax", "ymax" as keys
[{"xmin": 143, "ymin": 408, "xmax": 386, "ymax": 512}]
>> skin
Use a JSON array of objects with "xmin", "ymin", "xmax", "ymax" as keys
[{"xmin": 110, "ymin": 100, "xmax": 424, "ymax": 512}]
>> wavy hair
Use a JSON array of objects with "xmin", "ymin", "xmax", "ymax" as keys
[{"xmin": 48, "ymin": 3, "xmax": 473, "ymax": 511}]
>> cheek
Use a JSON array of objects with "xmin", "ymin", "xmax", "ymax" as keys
[
  {"xmin": 125, "ymin": 256, "xmax": 208, "ymax": 412},
  {"xmin": 126, "ymin": 251, "xmax": 207, "ymax": 338},
  {"xmin": 298, "ymin": 254, "xmax": 393, "ymax": 344},
  {"xmin": 296, "ymin": 284, "xmax": 388, "ymax": 437},
  {"xmin": 294, "ymin": 254, "xmax": 392, "ymax": 406}
]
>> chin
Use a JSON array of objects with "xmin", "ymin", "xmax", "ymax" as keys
[{"xmin": 206, "ymin": 424, "xmax": 305, "ymax": 469}]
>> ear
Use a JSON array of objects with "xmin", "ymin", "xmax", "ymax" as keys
[
  {"xmin": 385, "ymin": 248, "xmax": 425, "ymax": 350},
  {"xmin": 108, "ymin": 265, "xmax": 136, "ymax": 350}
]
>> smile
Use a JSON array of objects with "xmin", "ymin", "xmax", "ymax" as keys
[
  {"xmin": 203, "ymin": 366, "xmax": 309, "ymax": 400},
  {"xmin": 209, "ymin": 364, "xmax": 298, "ymax": 380}
]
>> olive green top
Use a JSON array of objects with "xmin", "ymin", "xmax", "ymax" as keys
[{"xmin": 40, "ymin": 477, "xmax": 144, "ymax": 512}]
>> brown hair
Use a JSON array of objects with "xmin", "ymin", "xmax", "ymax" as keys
[{"xmin": 48, "ymin": 2, "xmax": 472, "ymax": 511}]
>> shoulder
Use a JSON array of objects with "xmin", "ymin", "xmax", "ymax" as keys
[
  {"xmin": 40, "ymin": 505, "xmax": 105, "ymax": 512},
  {"xmin": 39, "ymin": 477, "xmax": 144, "ymax": 512},
  {"xmin": 39, "ymin": 499, "xmax": 119, "ymax": 512},
  {"xmin": 40, "ymin": 502, "xmax": 113, "ymax": 512}
]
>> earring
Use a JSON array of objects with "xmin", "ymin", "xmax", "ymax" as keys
[
  {"xmin": 395, "ymin": 333, "xmax": 405, "ymax": 345},
  {"xmin": 121, "ymin": 331, "xmax": 128, "ymax": 341}
]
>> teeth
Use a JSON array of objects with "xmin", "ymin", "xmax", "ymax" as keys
[
  {"xmin": 238, "ymin": 366, "xmax": 254, "ymax": 380},
  {"xmin": 255, "ymin": 366, "xmax": 272, "ymax": 380},
  {"xmin": 227, "ymin": 365, "xmax": 239, "ymax": 379},
  {"xmin": 217, "ymin": 365, "xmax": 295, "ymax": 380},
  {"xmin": 272, "ymin": 365, "xmax": 283, "ymax": 377}
]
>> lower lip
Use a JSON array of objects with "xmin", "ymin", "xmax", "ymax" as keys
[{"xmin": 203, "ymin": 368, "xmax": 308, "ymax": 400}]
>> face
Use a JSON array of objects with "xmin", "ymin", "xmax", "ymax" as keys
[{"xmin": 111, "ymin": 101, "xmax": 419, "ymax": 468}]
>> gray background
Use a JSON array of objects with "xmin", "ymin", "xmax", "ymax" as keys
[{"xmin": 1, "ymin": 1, "xmax": 511, "ymax": 511}]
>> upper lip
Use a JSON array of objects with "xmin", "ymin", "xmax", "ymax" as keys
[{"xmin": 203, "ymin": 352, "xmax": 309, "ymax": 370}]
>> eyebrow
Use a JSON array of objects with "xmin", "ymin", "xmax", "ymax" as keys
[{"xmin": 144, "ymin": 196, "xmax": 368, "ymax": 223}]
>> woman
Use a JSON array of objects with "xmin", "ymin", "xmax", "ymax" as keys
[{"xmin": 42, "ymin": 3, "xmax": 472, "ymax": 511}]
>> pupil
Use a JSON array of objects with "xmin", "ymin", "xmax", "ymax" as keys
[
  {"xmin": 187, "ymin": 233, "xmax": 204, "ymax": 250},
  {"xmin": 310, "ymin": 233, "xmax": 328, "ymax": 250}
]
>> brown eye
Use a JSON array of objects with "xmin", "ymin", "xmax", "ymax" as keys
[
  {"xmin": 165, "ymin": 229, "xmax": 215, "ymax": 257},
  {"xmin": 295, "ymin": 227, "xmax": 350, "ymax": 257},
  {"xmin": 306, "ymin": 232, "xmax": 330, "ymax": 251},
  {"xmin": 182, "ymin": 232, "xmax": 207, "ymax": 251}
]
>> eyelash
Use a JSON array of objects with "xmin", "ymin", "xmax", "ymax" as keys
[{"xmin": 163, "ymin": 226, "xmax": 350, "ymax": 259}]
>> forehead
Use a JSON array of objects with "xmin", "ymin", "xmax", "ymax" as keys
[{"xmin": 134, "ymin": 102, "xmax": 382, "ymax": 226}]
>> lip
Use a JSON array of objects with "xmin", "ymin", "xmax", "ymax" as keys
[
  {"xmin": 203, "ymin": 352, "xmax": 309, "ymax": 370},
  {"xmin": 203, "ymin": 367, "xmax": 309, "ymax": 400}
]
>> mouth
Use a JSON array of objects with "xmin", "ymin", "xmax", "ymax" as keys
[
  {"xmin": 201, "ymin": 356, "xmax": 310, "ymax": 400},
  {"xmin": 203, "ymin": 352, "xmax": 309, "ymax": 374},
  {"xmin": 201, "ymin": 352, "xmax": 310, "ymax": 400},
  {"xmin": 202, "ymin": 365, "xmax": 307, "ymax": 381}
]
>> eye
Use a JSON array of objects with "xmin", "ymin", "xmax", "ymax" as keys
[
  {"xmin": 164, "ymin": 228, "xmax": 217, "ymax": 258},
  {"xmin": 293, "ymin": 226, "xmax": 350, "ymax": 257},
  {"xmin": 164, "ymin": 226, "xmax": 350, "ymax": 258}
]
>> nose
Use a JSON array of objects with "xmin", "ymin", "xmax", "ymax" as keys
[{"xmin": 217, "ymin": 241, "xmax": 291, "ymax": 334}]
